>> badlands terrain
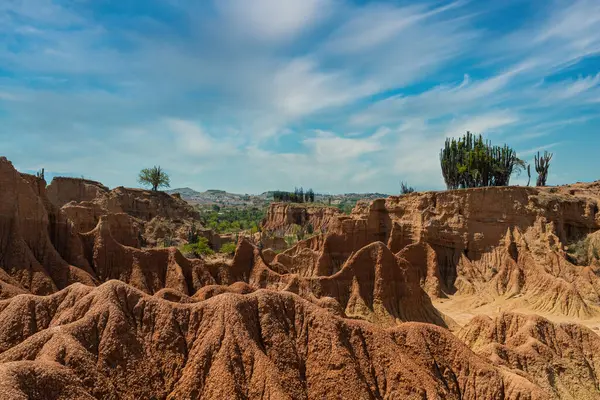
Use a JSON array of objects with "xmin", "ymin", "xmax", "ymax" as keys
[{"xmin": 1, "ymin": 155, "xmax": 600, "ymax": 399}]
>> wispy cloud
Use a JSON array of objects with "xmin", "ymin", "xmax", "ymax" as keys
[
  {"xmin": 0, "ymin": 0, "xmax": 599, "ymax": 192},
  {"xmin": 215, "ymin": 0, "xmax": 333, "ymax": 43},
  {"xmin": 518, "ymin": 142, "xmax": 562, "ymax": 158}
]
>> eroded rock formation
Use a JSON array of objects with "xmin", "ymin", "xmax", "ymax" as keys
[
  {"xmin": 0, "ymin": 281, "xmax": 549, "ymax": 400},
  {"xmin": 1, "ymin": 156, "xmax": 600, "ymax": 399},
  {"xmin": 47, "ymin": 174, "xmax": 204, "ymax": 248},
  {"xmin": 459, "ymin": 312, "xmax": 600, "ymax": 399},
  {"xmin": 262, "ymin": 202, "xmax": 341, "ymax": 234},
  {"xmin": 275, "ymin": 186, "xmax": 600, "ymax": 319}
]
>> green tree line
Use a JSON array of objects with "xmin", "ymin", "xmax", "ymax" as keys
[
  {"xmin": 199, "ymin": 206, "xmax": 265, "ymax": 234},
  {"xmin": 273, "ymin": 187, "xmax": 315, "ymax": 203}
]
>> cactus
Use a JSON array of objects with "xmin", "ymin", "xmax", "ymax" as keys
[
  {"xmin": 400, "ymin": 181, "xmax": 415, "ymax": 194},
  {"xmin": 440, "ymin": 132, "xmax": 524, "ymax": 189},
  {"xmin": 526, "ymin": 164, "xmax": 531, "ymax": 186},
  {"xmin": 187, "ymin": 224, "xmax": 199, "ymax": 243},
  {"xmin": 535, "ymin": 151, "xmax": 553, "ymax": 187},
  {"xmin": 36, "ymin": 168, "xmax": 45, "ymax": 180}
]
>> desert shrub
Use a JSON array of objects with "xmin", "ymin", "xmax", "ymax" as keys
[
  {"xmin": 567, "ymin": 237, "xmax": 599, "ymax": 266},
  {"xmin": 219, "ymin": 242, "xmax": 237, "ymax": 256},
  {"xmin": 162, "ymin": 234, "xmax": 175, "ymax": 247},
  {"xmin": 337, "ymin": 201, "xmax": 355, "ymax": 214},
  {"xmin": 181, "ymin": 237, "xmax": 214, "ymax": 258},
  {"xmin": 284, "ymin": 235, "xmax": 297, "ymax": 248}
]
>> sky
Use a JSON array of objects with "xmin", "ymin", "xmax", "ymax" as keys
[{"xmin": 1, "ymin": 0, "xmax": 599, "ymax": 194}]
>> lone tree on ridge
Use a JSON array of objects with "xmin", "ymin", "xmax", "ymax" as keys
[{"xmin": 138, "ymin": 166, "xmax": 170, "ymax": 191}]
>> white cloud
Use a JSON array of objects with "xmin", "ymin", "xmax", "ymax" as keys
[
  {"xmin": 324, "ymin": 3, "xmax": 429, "ymax": 53},
  {"xmin": 324, "ymin": 1, "xmax": 470, "ymax": 55},
  {"xmin": 517, "ymin": 142, "xmax": 561, "ymax": 158},
  {"xmin": 494, "ymin": 0, "xmax": 600, "ymax": 75},
  {"xmin": 444, "ymin": 112, "xmax": 518, "ymax": 137},
  {"xmin": 165, "ymin": 118, "xmax": 241, "ymax": 157},
  {"xmin": 393, "ymin": 132, "xmax": 445, "ymax": 183},
  {"xmin": 536, "ymin": 73, "xmax": 600, "ymax": 101},
  {"xmin": 215, "ymin": 0, "xmax": 332, "ymax": 42},
  {"xmin": 1, "ymin": 0, "xmax": 599, "ymax": 193},
  {"xmin": 319, "ymin": 0, "xmax": 476, "ymax": 89},
  {"xmin": 303, "ymin": 130, "xmax": 383, "ymax": 161},
  {"xmin": 535, "ymin": 0, "xmax": 600, "ymax": 46},
  {"xmin": 349, "ymin": 67, "xmax": 526, "ymax": 129},
  {"xmin": 271, "ymin": 57, "xmax": 378, "ymax": 118}
]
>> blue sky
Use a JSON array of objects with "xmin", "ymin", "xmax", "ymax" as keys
[{"xmin": 1, "ymin": 0, "xmax": 599, "ymax": 194}]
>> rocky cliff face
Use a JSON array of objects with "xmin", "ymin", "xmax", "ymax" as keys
[
  {"xmin": 47, "ymin": 174, "xmax": 202, "ymax": 248},
  {"xmin": 0, "ymin": 159, "xmax": 96, "ymax": 296},
  {"xmin": 46, "ymin": 177, "xmax": 110, "ymax": 208},
  {"xmin": 262, "ymin": 203, "xmax": 341, "ymax": 234},
  {"xmin": 2, "ymin": 156, "xmax": 600, "ymax": 399},
  {"xmin": 275, "ymin": 186, "xmax": 600, "ymax": 318},
  {"xmin": 103, "ymin": 186, "xmax": 200, "ymax": 221}
]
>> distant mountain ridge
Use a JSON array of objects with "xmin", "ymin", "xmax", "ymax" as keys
[{"xmin": 166, "ymin": 187, "xmax": 389, "ymax": 206}]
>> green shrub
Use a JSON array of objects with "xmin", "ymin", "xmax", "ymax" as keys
[
  {"xmin": 181, "ymin": 237, "xmax": 214, "ymax": 258},
  {"xmin": 162, "ymin": 234, "xmax": 175, "ymax": 247},
  {"xmin": 198, "ymin": 206, "xmax": 266, "ymax": 234},
  {"xmin": 284, "ymin": 235, "xmax": 297, "ymax": 248},
  {"xmin": 337, "ymin": 202, "xmax": 354, "ymax": 215},
  {"xmin": 567, "ymin": 236, "xmax": 599, "ymax": 266},
  {"xmin": 219, "ymin": 242, "xmax": 237, "ymax": 256}
]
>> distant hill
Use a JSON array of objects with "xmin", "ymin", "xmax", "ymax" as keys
[
  {"xmin": 165, "ymin": 187, "xmax": 202, "ymax": 198},
  {"xmin": 167, "ymin": 188, "xmax": 389, "ymax": 207},
  {"xmin": 166, "ymin": 188, "xmax": 269, "ymax": 206}
]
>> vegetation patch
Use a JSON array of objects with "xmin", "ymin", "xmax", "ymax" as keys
[
  {"xmin": 181, "ymin": 237, "xmax": 214, "ymax": 258},
  {"xmin": 567, "ymin": 236, "xmax": 600, "ymax": 266},
  {"xmin": 197, "ymin": 205, "xmax": 265, "ymax": 234},
  {"xmin": 219, "ymin": 242, "xmax": 237, "ymax": 256}
]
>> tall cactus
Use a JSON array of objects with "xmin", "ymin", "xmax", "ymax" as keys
[
  {"xmin": 187, "ymin": 224, "xmax": 199, "ymax": 243},
  {"xmin": 535, "ymin": 151, "xmax": 553, "ymax": 187},
  {"xmin": 440, "ymin": 132, "xmax": 524, "ymax": 189}
]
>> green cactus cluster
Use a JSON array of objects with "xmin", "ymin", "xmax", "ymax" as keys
[
  {"xmin": 535, "ymin": 151, "xmax": 553, "ymax": 187},
  {"xmin": 187, "ymin": 224, "xmax": 199, "ymax": 244},
  {"xmin": 440, "ymin": 132, "xmax": 525, "ymax": 190}
]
